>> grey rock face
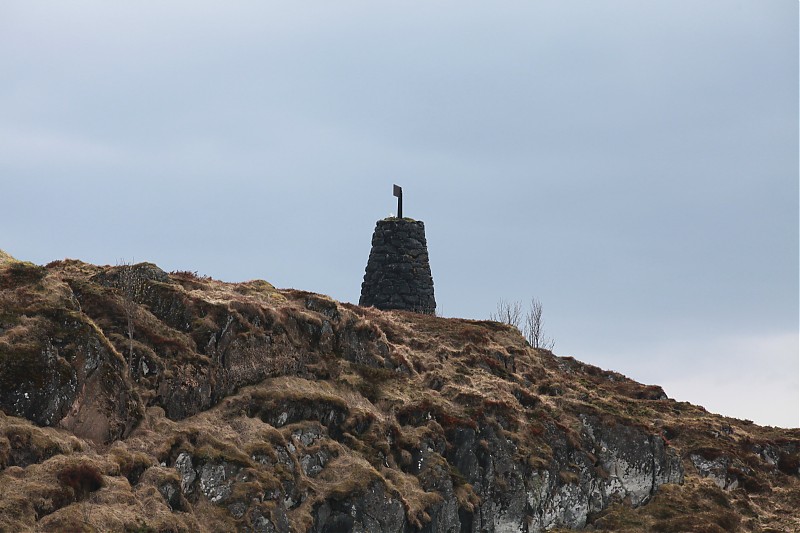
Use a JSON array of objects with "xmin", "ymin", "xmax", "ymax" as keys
[
  {"xmin": 172, "ymin": 451, "xmax": 290, "ymax": 531},
  {"xmin": 291, "ymin": 417, "xmax": 683, "ymax": 533},
  {"xmin": 359, "ymin": 218, "xmax": 436, "ymax": 314},
  {"xmin": 312, "ymin": 481, "xmax": 406, "ymax": 533},
  {"xmin": 199, "ymin": 462, "xmax": 239, "ymax": 503},
  {"xmin": 175, "ymin": 452, "xmax": 197, "ymax": 494},
  {"xmin": 443, "ymin": 418, "xmax": 683, "ymax": 533},
  {"xmin": 0, "ymin": 306, "xmax": 137, "ymax": 442},
  {"xmin": 158, "ymin": 480, "xmax": 186, "ymax": 511},
  {"xmin": 174, "ymin": 452, "xmax": 242, "ymax": 503},
  {"xmin": 1, "ymin": 339, "xmax": 78, "ymax": 427},
  {"xmin": 159, "ymin": 378, "xmax": 683, "ymax": 533},
  {"xmin": 582, "ymin": 415, "xmax": 684, "ymax": 507},
  {"xmin": 690, "ymin": 453, "xmax": 738, "ymax": 490},
  {"xmin": 299, "ymin": 450, "xmax": 331, "ymax": 477}
]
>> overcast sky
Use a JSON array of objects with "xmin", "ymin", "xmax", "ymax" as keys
[{"xmin": 1, "ymin": 1, "xmax": 797, "ymax": 427}]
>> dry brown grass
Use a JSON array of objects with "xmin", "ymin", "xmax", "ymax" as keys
[
  {"xmin": 1, "ymin": 258, "xmax": 799, "ymax": 532},
  {"xmin": 590, "ymin": 478, "xmax": 749, "ymax": 532}
]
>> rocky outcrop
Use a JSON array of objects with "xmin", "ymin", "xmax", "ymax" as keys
[
  {"xmin": 360, "ymin": 218, "xmax": 436, "ymax": 314},
  {"xmin": 1, "ymin": 258, "xmax": 798, "ymax": 532},
  {"xmin": 312, "ymin": 481, "xmax": 406, "ymax": 533},
  {"xmin": 0, "ymin": 262, "xmax": 139, "ymax": 443},
  {"xmin": 412, "ymin": 417, "xmax": 683, "ymax": 533},
  {"xmin": 145, "ymin": 406, "xmax": 683, "ymax": 533}
]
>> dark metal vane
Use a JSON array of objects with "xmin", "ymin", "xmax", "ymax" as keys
[{"xmin": 393, "ymin": 184, "xmax": 403, "ymax": 218}]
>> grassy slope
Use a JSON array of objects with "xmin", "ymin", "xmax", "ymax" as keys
[{"xmin": 0, "ymin": 259, "xmax": 797, "ymax": 532}]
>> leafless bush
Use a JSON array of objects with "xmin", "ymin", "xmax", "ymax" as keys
[
  {"xmin": 523, "ymin": 297, "xmax": 554, "ymax": 350},
  {"xmin": 170, "ymin": 270, "xmax": 212, "ymax": 282},
  {"xmin": 489, "ymin": 299, "xmax": 522, "ymax": 330},
  {"xmin": 491, "ymin": 297, "xmax": 554, "ymax": 350}
]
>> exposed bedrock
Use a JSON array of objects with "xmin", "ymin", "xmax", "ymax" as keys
[{"xmin": 0, "ymin": 259, "xmax": 691, "ymax": 532}]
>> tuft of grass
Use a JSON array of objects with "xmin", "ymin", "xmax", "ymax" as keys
[
  {"xmin": 0, "ymin": 249, "xmax": 15, "ymax": 264},
  {"xmin": 125, "ymin": 522, "xmax": 156, "ymax": 533},
  {"xmin": 353, "ymin": 364, "xmax": 402, "ymax": 402},
  {"xmin": 57, "ymin": 462, "xmax": 104, "ymax": 500},
  {"xmin": 109, "ymin": 446, "xmax": 153, "ymax": 485}
]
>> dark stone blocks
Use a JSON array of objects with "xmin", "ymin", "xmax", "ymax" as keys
[{"xmin": 359, "ymin": 218, "xmax": 436, "ymax": 314}]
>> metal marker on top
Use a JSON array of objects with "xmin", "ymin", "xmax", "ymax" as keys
[{"xmin": 393, "ymin": 184, "xmax": 403, "ymax": 219}]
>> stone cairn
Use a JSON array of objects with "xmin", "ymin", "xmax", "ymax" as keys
[{"xmin": 359, "ymin": 218, "xmax": 436, "ymax": 314}]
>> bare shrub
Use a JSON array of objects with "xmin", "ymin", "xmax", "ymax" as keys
[
  {"xmin": 523, "ymin": 298, "xmax": 554, "ymax": 350},
  {"xmin": 490, "ymin": 297, "xmax": 554, "ymax": 350},
  {"xmin": 170, "ymin": 270, "xmax": 211, "ymax": 282},
  {"xmin": 489, "ymin": 299, "xmax": 522, "ymax": 330}
]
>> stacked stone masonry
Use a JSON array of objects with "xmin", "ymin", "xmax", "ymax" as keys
[{"xmin": 359, "ymin": 218, "xmax": 436, "ymax": 314}]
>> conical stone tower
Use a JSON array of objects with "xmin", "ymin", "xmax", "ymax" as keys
[{"xmin": 359, "ymin": 216, "xmax": 436, "ymax": 314}]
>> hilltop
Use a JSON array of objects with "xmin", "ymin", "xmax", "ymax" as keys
[{"xmin": 0, "ymin": 257, "xmax": 798, "ymax": 532}]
